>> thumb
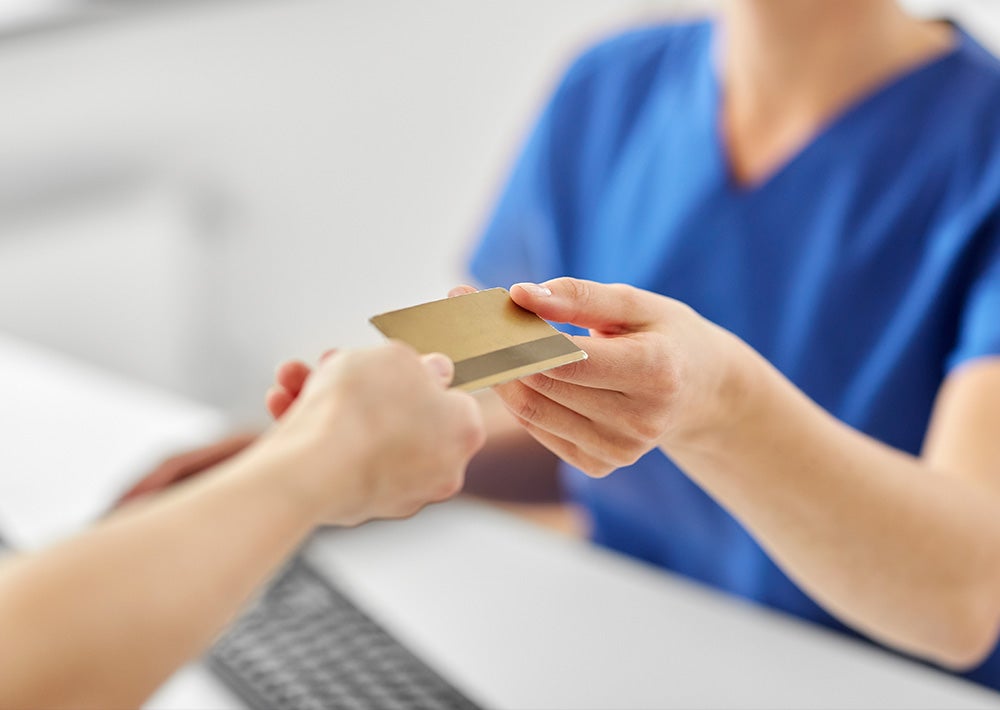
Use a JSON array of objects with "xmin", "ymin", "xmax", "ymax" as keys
[
  {"xmin": 510, "ymin": 278, "xmax": 654, "ymax": 333},
  {"xmin": 420, "ymin": 352, "xmax": 455, "ymax": 386}
]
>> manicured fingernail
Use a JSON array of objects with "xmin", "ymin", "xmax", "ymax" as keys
[
  {"xmin": 514, "ymin": 282, "xmax": 552, "ymax": 297},
  {"xmin": 422, "ymin": 353, "xmax": 454, "ymax": 383}
]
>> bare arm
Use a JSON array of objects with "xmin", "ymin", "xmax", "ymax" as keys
[
  {"xmin": 0, "ymin": 448, "xmax": 316, "ymax": 710},
  {"xmin": 0, "ymin": 344, "xmax": 484, "ymax": 709},
  {"xmin": 495, "ymin": 278, "xmax": 1000, "ymax": 669},
  {"xmin": 666, "ymin": 352, "xmax": 1000, "ymax": 669}
]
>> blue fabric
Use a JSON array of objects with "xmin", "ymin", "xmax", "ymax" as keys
[{"xmin": 469, "ymin": 21, "xmax": 1000, "ymax": 690}]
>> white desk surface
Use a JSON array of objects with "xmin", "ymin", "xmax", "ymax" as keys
[
  {"xmin": 0, "ymin": 332, "xmax": 227, "ymax": 549},
  {"xmin": 0, "ymin": 332, "xmax": 997, "ymax": 710}
]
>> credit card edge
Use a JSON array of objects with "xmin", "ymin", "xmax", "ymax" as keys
[
  {"xmin": 453, "ymin": 349, "xmax": 588, "ymax": 392},
  {"xmin": 368, "ymin": 287, "xmax": 510, "ymax": 329}
]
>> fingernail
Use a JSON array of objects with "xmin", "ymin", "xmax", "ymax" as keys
[
  {"xmin": 422, "ymin": 353, "xmax": 454, "ymax": 383},
  {"xmin": 514, "ymin": 282, "xmax": 552, "ymax": 297}
]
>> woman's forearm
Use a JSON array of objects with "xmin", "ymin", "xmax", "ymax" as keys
[
  {"xmin": 664, "ymin": 349, "xmax": 1000, "ymax": 669},
  {"xmin": 0, "ymin": 441, "xmax": 320, "ymax": 710}
]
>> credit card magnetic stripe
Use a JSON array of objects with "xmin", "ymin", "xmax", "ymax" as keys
[{"xmin": 451, "ymin": 333, "xmax": 582, "ymax": 389}]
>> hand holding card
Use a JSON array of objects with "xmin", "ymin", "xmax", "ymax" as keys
[{"xmin": 369, "ymin": 288, "xmax": 587, "ymax": 392}]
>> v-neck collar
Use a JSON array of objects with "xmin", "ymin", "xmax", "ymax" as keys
[{"xmin": 705, "ymin": 21, "xmax": 968, "ymax": 197}]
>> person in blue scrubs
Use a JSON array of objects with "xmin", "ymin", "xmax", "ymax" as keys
[{"xmin": 460, "ymin": 0, "xmax": 1000, "ymax": 691}]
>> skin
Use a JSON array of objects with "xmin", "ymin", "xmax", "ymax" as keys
[
  {"xmin": 0, "ymin": 343, "xmax": 484, "ymax": 710},
  {"xmin": 719, "ymin": 0, "xmax": 954, "ymax": 186},
  {"xmin": 114, "ymin": 0, "xmax": 999, "ymax": 672},
  {"xmin": 488, "ymin": 279, "xmax": 1000, "ymax": 670}
]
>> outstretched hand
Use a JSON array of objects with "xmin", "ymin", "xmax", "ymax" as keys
[
  {"xmin": 265, "ymin": 349, "xmax": 341, "ymax": 420},
  {"xmin": 118, "ymin": 343, "xmax": 484, "ymax": 527},
  {"xmin": 261, "ymin": 343, "xmax": 484, "ymax": 526}
]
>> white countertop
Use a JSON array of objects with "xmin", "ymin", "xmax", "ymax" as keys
[{"xmin": 304, "ymin": 501, "xmax": 1000, "ymax": 710}]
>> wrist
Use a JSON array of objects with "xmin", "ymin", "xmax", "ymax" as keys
[
  {"xmin": 245, "ymin": 411, "xmax": 371, "ymax": 527},
  {"xmin": 664, "ymin": 327, "xmax": 775, "ymax": 453}
]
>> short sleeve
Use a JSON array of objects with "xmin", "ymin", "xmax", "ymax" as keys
[
  {"xmin": 466, "ymin": 24, "xmax": 695, "ymax": 290},
  {"xmin": 947, "ymin": 220, "xmax": 1000, "ymax": 371}
]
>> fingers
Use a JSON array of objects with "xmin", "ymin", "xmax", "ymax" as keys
[
  {"xmin": 266, "ymin": 386, "xmax": 296, "ymax": 419},
  {"xmin": 421, "ymin": 353, "xmax": 455, "ymax": 386},
  {"xmin": 494, "ymin": 380, "xmax": 629, "ymax": 459},
  {"xmin": 448, "ymin": 284, "xmax": 478, "ymax": 298},
  {"xmin": 269, "ymin": 355, "xmax": 329, "ymax": 418},
  {"xmin": 539, "ymin": 335, "xmax": 646, "ymax": 391},
  {"xmin": 510, "ymin": 413, "xmax": 616, "ymax": 478},
  {"xmin": 116, "ymin": 465, "xmax": 179, "ymax": 505},
  {"xmin": 499, "ymin": 384, "xmax": 644, "ymax": 477},
  {"xmin": 510, "ymin": 278, "xmax": 657, "ymax": 334},
  {"xmin": 264, "ymin": 362, "xmax": 312, "ymax": 419},
  {"xmin": 446, "ymin": 389, "xmax": 487, "ymax": 454},
  {"xmin": 518, "ymin": 371, "xmax": 628, "ymax": 418},
  {"xmin": 269, "ymin": 360, "xmax": 312, "ymax": 419},
  {"xmin": 280, "ymin": 341, "xmax": 485, "ymax": 525},
  {"xmin": 275, "ymin": 360, "xmax": 311, "ymax": 395}
]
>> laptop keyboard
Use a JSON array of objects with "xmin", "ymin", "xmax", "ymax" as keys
[{"xmin": 210, "ymin": 559, "xmax": 483, "ymax": 710}]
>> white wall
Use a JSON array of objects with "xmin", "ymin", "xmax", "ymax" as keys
[
  {"xmin": 0, "ymin": 0, "xmax": 996, "ymax": 420},
  {"xmin": 0, "ymin": 181, "xmax": 209, "ymax": 391},
  {"xmin": 0, "ymin": 0, "xmax": 664, "ymax": 418}
]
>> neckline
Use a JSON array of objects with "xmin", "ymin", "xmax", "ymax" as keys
[{"xmin": 706, "ymin": 22, "xmax": 968, "ymax": 196}]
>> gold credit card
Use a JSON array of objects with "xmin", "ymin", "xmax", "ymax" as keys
[{"xmin": 369, "ymin": 288, "xmax": 587, "ymax": 392}]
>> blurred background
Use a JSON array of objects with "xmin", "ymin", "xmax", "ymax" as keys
[{"xmin": 0, "ymin": 0, "xmax": 997, "ymax": 423}]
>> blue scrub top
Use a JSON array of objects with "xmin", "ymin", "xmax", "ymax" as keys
[{"xmin": 469, "ymin": 21, "xmax": 1000, "ymax": 690}]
